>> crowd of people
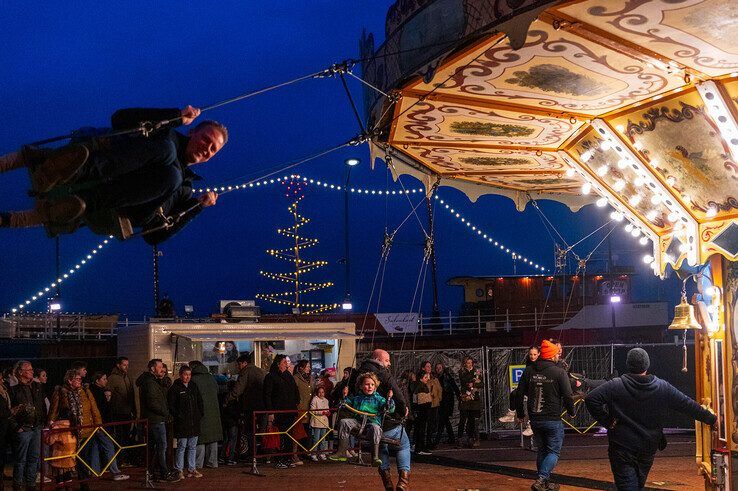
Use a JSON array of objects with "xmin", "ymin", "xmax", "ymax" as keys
[{"xmin": 0, "ymin": 343, "xmax": 719, "ymax": 491}]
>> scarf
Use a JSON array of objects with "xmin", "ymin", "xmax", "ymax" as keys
[{"xmin": 65, "ymin": 386, "xmax": 83, "ymax": 428}]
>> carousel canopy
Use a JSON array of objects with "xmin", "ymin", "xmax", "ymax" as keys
[{"xmin": 361, "ymin": 0, "xmax": 738, "ymax": 275}]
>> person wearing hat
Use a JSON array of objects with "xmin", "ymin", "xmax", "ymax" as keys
[
  {"xmin": 585, "ymin": 348, "xmax": 716, "ymax": 490},
  {"xmin": 516, "ymin": 339, "xmax": 575, "ymax": 491}
]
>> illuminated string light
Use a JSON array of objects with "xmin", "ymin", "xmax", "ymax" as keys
[
  {"xmin": 435, "ymin": 195, "xmax": 547, "ymax": 273},
  {"xmin": 9, "ymin": 236, "xmax": 115, "ymax": 313}
]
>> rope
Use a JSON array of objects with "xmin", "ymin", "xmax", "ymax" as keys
[
  {"xmin": 529, "ymin": 198, "xmax": 570, "ymax": 249},
  {"xmin": 345, "ymin": 71, "xmax": 390, "ymax": 99},
  {"xmin": 338, "ymin": 72, "xmax": 367, "ymax": 136},
  {"xmin": 384, "ymin": 153, "xmax": 429, "ymax": 238}
]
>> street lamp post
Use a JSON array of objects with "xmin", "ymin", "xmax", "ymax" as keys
[{"xmin": 343, "ymin": 158, "xmax": 360, "ymax": 312}]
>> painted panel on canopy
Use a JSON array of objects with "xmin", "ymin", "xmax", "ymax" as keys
[
  {"xmin": 405, "ymin": 20, "xmax": 683, "ymax": 115},
  {"xmin": 391, "ymin": 95, "xmax": 582, "ymax": 147},
  {"xmin": 557, "ymin": 0, "xmax": 738, "ymax": 77},
  {"xmin": 609, "ymin": 90, "xmax": 738, "ymax": 220},
  {"xmin": 569, "ymin": 126, "xmax": 672, "ymax": 233},
  {"xmin": 459, "ymin": 172, "xmax": 584, "ymax": 193},
  {"xmin": 400, "ymin": 146, "xmax": 571, "ymax": 174}
]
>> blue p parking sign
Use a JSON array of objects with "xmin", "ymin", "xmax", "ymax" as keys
[{"xmin": 509, "ymin": 364, "xmax": 526, "ymax": 390}]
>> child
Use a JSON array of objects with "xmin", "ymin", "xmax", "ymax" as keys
[
  {"xmin": 308, "ymin": 386, "xmax": 331, "ymax": 461},
  {"xmin": 330, "ymin": 372, "xmax": 395, "ymax": 467}
]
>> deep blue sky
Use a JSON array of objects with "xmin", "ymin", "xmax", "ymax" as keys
[{"xmin": 0, "ymin": 2, "xmax": 679, "ymax": 318}]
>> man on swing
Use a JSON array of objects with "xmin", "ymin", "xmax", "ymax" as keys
[{"xmin": 0, "ymin": 105, "xmax": 225, "ymax": 244}]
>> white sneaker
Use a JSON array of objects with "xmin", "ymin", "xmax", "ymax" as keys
[
  {"xmin": 498, "ymin": 409, "xmax": 516, "ymax": 423},
  {"xmin": 522, "ymin": 423, "xmax": 534, "ymax": 437},
  {"xmin": 346, "ymin": 449, "xmax": 357, "ymax": 458},
  {"xmin": 309, "ymin": 455, "xmax": 318, "ymax": 462},
  {"xmin": 319, "ymin": 454, "xmax": 327, "ymax": 461},
  {"xmin": 113, "ymin": 474, "xmax": 130, "ymax": 481}
]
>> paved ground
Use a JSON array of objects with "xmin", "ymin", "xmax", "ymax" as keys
[{"xmin": 80, "ymin": 432, "xmax": 705, "ymax": 490}]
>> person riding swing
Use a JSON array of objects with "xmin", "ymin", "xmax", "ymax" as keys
[{"xmin": 0, "ymin": 105, "xmax": 226, "ymax": 244}]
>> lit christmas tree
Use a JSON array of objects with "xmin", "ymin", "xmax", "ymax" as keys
[{"xmin": 256, "ymin": 179, "xmax": 339, "ymax": 315}]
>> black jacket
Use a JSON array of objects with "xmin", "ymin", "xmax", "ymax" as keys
[
  {"xmin": 438, "ymin": 370, "xmax": 460, "ymax": 409},
  {"xmin": 167, "ymin": 379, "xmax": 204, "ymax": 439},
  {"xmin": 89, "ymin": 384, "xmax": 112, "ymax": 423},
  {"xmin": 226, "ymin": 364, "xmax": 266, "ymax": 412},
  {"xmin": 262, "ymin": 366, "xmax": 299, "ymax": 411},
  {"xmin": 517, "ymin": 359, "xmax": 575, "ymax": 421},
  {"xmin": 9, "ymin": 381, "xmax": 46, "ymax": 428},
  {"xmin": 349, "ymin": 359, "xmax": 407, "ymax": 429},
  {"xmin": 109, "ymin": 108, "xmax": 203, "ymax": 245},
  {"xmin": 136, "ymin": 371, "xmax": 170, "ymax": 425},
  {"xmin": 585, "ymin": 374, "xmax": 716, "ymax": 454}
]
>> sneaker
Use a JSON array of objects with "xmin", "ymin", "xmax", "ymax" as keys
[
  {"xmin": 328, "ymin": 453, "xmax": 347, "ymax": 462},
  {"xmin": 275, "ymin": 461, "xmax": 290, "ymax": 469},
  {"xmin": 189, "ymin": 470, "xmax": 203, "ymax": 478},
  {"xmin": 169, "ymin": 471, "xmax": 184, "ymax": 483},
  {"xmin": 347, "ymin": 449, "xmax": 357, "ymax": 458},
  {"xmin": 112, "ymin": 473, "xmax": 130, "ymax": 481},
  {"xmin": 522, "ymin": 423, "xmax": 534, "ymax": 437},
  {"xmin": 319, "ymin": 454, "xmax": 327, "ymax": 461},
  {"xmin": 545, "ymin": 481, "xmax": 560, "ymax": 491},
  {"xmin": 309, "ymin": 455, "xmax": 319, "ymax": 462},
  {"xmin": 416, "ymin": 450, "xmax": 432, "ymax": 456},
  {"xmin": 498, "ymin": 409, "xmax": 516, "ymax": 423},
  {"xmin": 226, "ymin": 460, "xmax": 238, "ymax": 466}
]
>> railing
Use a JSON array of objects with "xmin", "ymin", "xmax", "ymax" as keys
[
  {"xmin": 40, "ymin": 418, "xmax": 149, "ymax": 488},
  {"xmin": 0, "ymin": 314, "xmax": 118, "ymax": 340},
  {"xmin": 383, "ymin": 310, "xmax": 579, "ymax": 337}
]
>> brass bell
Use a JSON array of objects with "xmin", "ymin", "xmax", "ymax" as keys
[{"xmin": 668, "ymin": 294, "xmax": 702, "ymax": 330}]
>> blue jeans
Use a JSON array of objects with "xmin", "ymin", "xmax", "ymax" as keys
[
  {"xmin": 379, "ymin": 425, "xmax": 411, "ymax": 473},
  {"xmin": 13, "ymin": 427, "xmax": 41, "ymax": 486},
  {"xmin": 149, "ymin": 422, "xmax": 168, "ymax": 478},
  {"xmin": 530, "ymin": 420, "xmax": 564, "ymax": 480},
  {"xmin": 608, "ymin": 444, "xmax": 655, "ymax": 491},
  {"xmin": 311, "ymin": 427, "xmax": 328, "ymax": 451},
  {"xmin": 195, "ymin": 441, "xmax": 218, "ymax": 468},
  {"xmin": 90, "ymin": 430, "xmax": 121, "ymax": 474},
  {"xmin": 176, "ymin": 437, "xmax": 198, "ymax": 472}
]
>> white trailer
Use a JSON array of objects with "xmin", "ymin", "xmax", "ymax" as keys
[{"xmin": 117, "ymin": 321, "xmax": 359, "ymax": 379}]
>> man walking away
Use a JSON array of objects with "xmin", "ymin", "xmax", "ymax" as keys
[
  {"xmin": 516, "ymin": 340, "xmax": 574, "ymax": 491},
  {"xmin": 585, "ymin": 348, "xmax": 716, "ymax": 491}
]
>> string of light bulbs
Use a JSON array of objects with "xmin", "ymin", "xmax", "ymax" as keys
[
  {"xmin": 433, "ymin": 195, "xmax": 549, "ymax": 273},
  {"xmin": 10, "ymin": 236, "xmax": 115, "ymax": 314}
]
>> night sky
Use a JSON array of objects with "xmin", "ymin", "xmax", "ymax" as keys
[{"xmin": 0, "ymin": 2, "xmax": 680, "ymax": 318}]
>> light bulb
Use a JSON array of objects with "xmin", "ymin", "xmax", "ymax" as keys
[
  {"xmin": 639, "ymin": 236, "xmax": 649, "ymax": 245},
  {"xmin": 600, "ymin": 140, "xmax": 611, "ymax": 151},
  {"xmin": 630, "ymin": 228, "xmax": 641, "ymax": 238},
  {"xmin": 666, "ymin": 176, "xmax": 676, "ymax": 186},
  {"xmin": 634, "ymin": 177, "xmax": 645, "ymax": 187},
  {"xmin": 613, "ymin": 180, "xmax": 626, "ymax": 191},
  {"xmin": 597, "ymin": 165, "xmax": 609, "ymax": 176},
  {"xmin": 706, "ymin": 207, "xmax": 718, "ymax": 218},
  {"xmin": 617, "ymin": 159, "xmax": 629, "ymax": 169},
  {"xmin": 596, "ymin": 197, "xmax": 608, "ymax": 207},
  {"xmin": 667, "ymin": 212, "xmax": 679, "ymax": 223},
  {"xmin": 643, "ymin": 255, "xmax": 654, "ymax": 264},
  {"xmin": 629, "ymin": 195, "xmax": 642, "ymax": 206},
  {"xmin": 581, "ymin": 182, "xmax": 592, "ymax": 195},
  {"xmin": 624, "ymin": 223, "xmax": 634, "ymax": 232},
  {"xmin": 646, "ymin": 210, "xmax": 658, "ymax": 221},
  {"xmin": 650, "ymin": 194, "xmax": 662, "ymax": 205},
  {"xmin": 565, "ymin": 168, "xmax": 576, "ymax": 177}
]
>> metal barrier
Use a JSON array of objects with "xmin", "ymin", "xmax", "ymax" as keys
[
  {"xmin": 40, "ymin": 418, "xmax": 148, "ymax": 488},
  {"xmin": 362, "ymin": 342, "xmax": 696, "ymax": 435}
]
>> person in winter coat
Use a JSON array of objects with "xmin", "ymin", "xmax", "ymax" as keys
[
  {"xmin": 585, "ymin": 348, "xmax": 716, "ymax": 491},
  {"xmin": 413, "ymin": 372, "xmax": 433, "ymax": 455},
  {"xmin": 419, "ymin": 361, "xmax": 442, "ymax": 450},
  {"xmin": 262, "ymin": 354, "xmax": 300, "ymax": 469},
  {"xmin": 434, "ymin": 362, "xmax": 460, "ymax": 445},
  {"xmin": 89, "ymin": 372, "xmax": 129, "ymax": 481},
  {"xmin": 350, "ymin": 350, "xmax": 411, "ymax": 491},
  {"xmin": 48, "ymin": 369, "xmax": 103, "ymax": 490},
  {"xmin": 331, "ymin": 367, "xmax": 354, "ymax": 407},
  {"xmin": 516, "ymin": 340, "xmax": 575, "ymax": 491},
  {"xmin": 136, "ymin": 359, "xmax": 173, "ymax": 482},
  {"xmin": 292, "ymin": 360, "xmax": 313, "ymax": 461},
  {"xmin": 0, "ymin": 380, "xmax": 11, "ymax": 489},
  {"xmin": 189, "ymin": 360, "xmax": 222, "ymax": 469},
  {"xmin": 458, "ymin": 356, "xmax": 483, "ymax": 448},
  {"xmin": 308, "ymin": 386, "xmax": 331, "ymax": 461},
  {"xmin": 167, "ymin": 365, "xmax": 204, "ymax": 481},
  {"xmin": 225, "ymin": 353, "xmax": 265, "ymax": 460},
  {"xmin": 9, "ymin": 360, "xmax": 47, "ymax": 489},
  {"xmin": 107, "ymin": 357, "xmax": 135, "ymax": 423}
]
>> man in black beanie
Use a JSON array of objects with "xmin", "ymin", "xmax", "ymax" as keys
[{"xmin": 585, "ymin": 348, "xmax": 716, "ymax": 490}]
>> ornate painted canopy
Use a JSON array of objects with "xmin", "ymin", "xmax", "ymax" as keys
[{"xmin": 362, "ymin": 0, "xmax": 738, "ymax": 275}]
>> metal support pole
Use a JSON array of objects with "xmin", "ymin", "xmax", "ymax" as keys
[
  {"xmin": 55, "ymin": 236, "xmax": 61, "ymax": 339},
  {"xmin": 344, "ymin": 165, "xmax": 352, "ymax": 306},
  {"xmin": 426, "ymin": 195, "xmax": 441, "ymax": 320},
  {"xmin": 152, "ymin": 245, "xmax": 160, "ymax": 314}
]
